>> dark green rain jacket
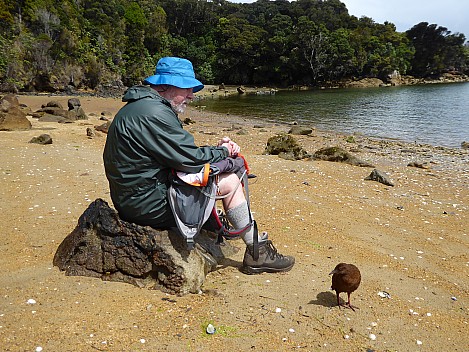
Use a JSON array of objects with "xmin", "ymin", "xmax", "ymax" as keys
[{"xmin": 103, "ymin": 85, "xmax": 228, "ymax": 227}]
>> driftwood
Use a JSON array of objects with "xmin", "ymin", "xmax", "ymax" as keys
[{"xmin": 53, "ymin": 199, "xmax": 239, "ymax": 295}]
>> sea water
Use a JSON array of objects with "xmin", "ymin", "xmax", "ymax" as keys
[{"xmin": 195, "ymin": 82, "xmax": 469, "ymax": 148}]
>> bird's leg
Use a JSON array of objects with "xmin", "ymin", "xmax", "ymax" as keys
[
  {"xmin": 346, "ymin": 293, "xmax": 359, "ymax": 311},
  {"xmin": 336, "ymin": 292, "xmax": 341, "ymax": 309}
]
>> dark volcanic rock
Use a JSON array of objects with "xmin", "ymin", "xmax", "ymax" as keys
[
  {"xmin": 29, "ymin": 134, "xmax": 53, "ymax": 145},
  {"xmin": 53, "ymin": 199, "xmax": 235, "ymax": 295},
  {"xmin": 364, "ymin": 168, "xmax": 394, "ymax": 186},
  {"xmin": 313, "ymin": 146, "xmax": 374, "ymax": 167},
  {"xmin": 288, "ymin": 126, "xmax": 313, "ymax": 135},
  {"xmin": 95, "ymin": 120, "xmax": 111, "ymax": 134}
]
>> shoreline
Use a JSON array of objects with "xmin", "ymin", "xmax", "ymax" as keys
[
  {"xmin": 14, "ymin": 79, "xmax": 469, "ymax": 150},
  {"xmin": 12, "ymin": 93, "xmax": 469, "ymax": 170}
]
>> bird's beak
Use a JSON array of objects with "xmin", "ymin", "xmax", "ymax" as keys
[{"xmin": 329, "ymin": 269, "xmax": 336, "ymax": 275}]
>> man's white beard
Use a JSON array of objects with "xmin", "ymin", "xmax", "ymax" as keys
[{"xmin": 171, "ymin": 101, "xmax": 187, "ymax": 114}]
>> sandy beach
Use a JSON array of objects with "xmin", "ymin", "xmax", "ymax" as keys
[{"xmin": 1, "ymin": 93, "xmax": 468, "ymax": 351}]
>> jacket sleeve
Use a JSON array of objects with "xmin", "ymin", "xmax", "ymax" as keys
[{"xmin": 135, "ymin": 103, "xmax": 228, "ymax": 173}]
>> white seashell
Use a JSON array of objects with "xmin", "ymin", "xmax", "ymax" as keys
[
  {"xmin": 140, "ymin": 339, "xmax": 146, "ymax": 343},
  {"xmin": 416, "ymin": 340, "xmax": 423, "ymax": 345},
  {"xmin": 27, "ymin": 299, "xmax": 36, "ymax": 305},
  {"xmin": 275, "ymin": 307, "xmax": 282, "ymax": 313},
  {"xmin": 377, "ymin": 291, "xmax": 391, "ymax": 298},
  {"xmin": 369, "ymin": 334, "xmax": 377, "ymax": 341},
  {"xmin": 288, "ymin": 328, "xmax": 295, "ymax": 333},
  {"xmin": 206, "ymin": 324, "xmax": 216, "ymax": 334}
]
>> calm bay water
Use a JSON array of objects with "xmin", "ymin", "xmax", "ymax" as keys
[{"xmin": 195, "ymin": 82, "xmax": 469, "ymax": 148}]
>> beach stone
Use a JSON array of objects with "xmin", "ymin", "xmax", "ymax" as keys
[
  {"xmin": 288, "ymin": 126, "xmax": 313, "ymax": 135},
  {"xmin": 0, "ymin": 94, "xmax": 32, "ymax": 131},
  {"xmin": 95, "ymin": 120, "xmax": 111, "ymax": 133},
  {"xmin": 43, "ymin": 101, "xmax": 63, "ymax": 109},
  {"xmin": 313, "ymin": 146, "xmax": 374, "ymax": 167},
  {"xmin": 86, "ymin": 127, "xmax": 95, "ymax": 138},
  {"xmin": 68, "ymin": 106, "xmax": 87, "ymax": 120},
  {"xmin": 101, "ymin": 111, "xmax": 113, "ymax": 117},
  {"xmin": 36, "ymin": 99, "xmax": 87, "ymax": 121},
  {"xmin": 37, "ymin": 105, "xmax": 69, "ymax": 118},
  {"xmin": 183, "ymin": 117, "xmax": 196, "ymax": 125},
  {"xmin": 265, "ymin": 133, "xmax": 309, "ymax": 160},
  {"xmin": 67, "ymin": 98, "xmax": 81, "ymax": 110},
  {"xmin": 364, "ymin": 169, "xmax": 394, "ymax": 186},
  {"xmin": 237, "ymin": 86, "xmax": 246, "ymax": 94},
  {"xmin": 45, "ymin": 100, "xmax": 64, "ymax": 110},
  {"xmin": 38, "ymin": 113, "xmax": 68, "ymax": 123},
  {"xmin": 236, "ymin": 129, "xmax": 249, "ymax": 135},
  {"xmin": 29, "ymin": 134, "xmax": 53, "ymax": 144},
  {"xmin": 461, "ymin": 141, "xmax": 469, "ymax": 149},
  {"xmin": 407, "ymin": 161, "xmax": 431, "ymax": 169},
  {"xmin": 53, "ymin": 199, "xmax": 236, "ymax": 295}
]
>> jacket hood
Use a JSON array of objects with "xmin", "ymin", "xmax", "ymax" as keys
[{"xmin": 122, "ymin": 85, "xmax": 163, "ymax": 103}]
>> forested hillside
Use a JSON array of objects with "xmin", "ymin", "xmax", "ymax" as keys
[{"xmin": 0, "ymin": 0, "xmax": 468, "ymax": 93}]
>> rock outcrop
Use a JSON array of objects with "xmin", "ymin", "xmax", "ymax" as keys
[
  {"xmin": 53, "ymin": 199, "xmax": 238, "ymax": 295},
  {"xmin": 313, "ymin": 146, "xmax": 374, "ymax": 167},
  {"xmin": 265, "ymin": 133, "xmax": 309, "ymax": 160},
  {"xmin": 0, "ymin": 94, "xmax": 32, "ymax": 131}
]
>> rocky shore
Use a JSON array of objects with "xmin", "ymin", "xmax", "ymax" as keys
[{"xmin": 0, "ymin": 95, "xmax": 467, "ymax": 351}]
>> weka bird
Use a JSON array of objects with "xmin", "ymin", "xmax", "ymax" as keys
[{"xmin": 329, "ymin": 263, "xmax": 361, "ymax": 311}]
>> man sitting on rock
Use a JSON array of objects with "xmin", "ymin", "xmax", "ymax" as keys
[{"xmin": 103, "ymin": 56, "xmax": 294, "ymax": 274}]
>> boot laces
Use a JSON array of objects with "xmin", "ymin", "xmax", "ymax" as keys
[{"xmin": 264, "ymin": 240, "xmax": 285, "ymax": 260}]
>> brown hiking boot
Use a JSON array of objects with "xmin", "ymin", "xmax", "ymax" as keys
[{"xmin": 242, "ymin": 239, "xmax": 295, "ymax": 274}]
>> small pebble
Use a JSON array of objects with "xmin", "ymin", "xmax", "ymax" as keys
[
  {"xmin": 417, "ymin": 340, "xmax": 423, "ymax": 345},
  {"xmin": 275, "ymin": 307, "xmax": 282, "ymax": 313},
  {"xmin": 451, "ymin": 296, "xmax": 457, "ymax": 301},
  {"xmin": 140, "ymin": 339, "xmax": 146, "ymax": 343},
  {"xmin": 35, "ymin": 347, "xmax": 43, "ymax": 352},
  {"xmin": 288, "ymin": 328, "xmax": 295, "ymax": 333},
  {"xmin": 27, "ymin": 299, "xmax": 36, "ymax": 305},
  {"xmin": 369, "ymin": 334, "xmax": 377, "ymax": 341}
]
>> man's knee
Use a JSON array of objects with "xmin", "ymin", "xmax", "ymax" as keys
[{"xmin": 217, "ymin": 172, "xmax": 240, "ymax": 193}]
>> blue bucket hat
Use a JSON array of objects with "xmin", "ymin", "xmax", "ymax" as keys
[{"xmin": 144, "ymin": 57, "xmax": 204, "ymax": 93}]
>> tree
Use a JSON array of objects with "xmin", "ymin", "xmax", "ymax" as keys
[
  {"xmin": 0, "ymin": 0, "xmax": 14, "ymax": 32},
  {"xmin": 215, "ymin": 16, "xmax": 267, "ymax": 84},
  {"xmin": 292, "ymin": 16, "xmax": 330, "ymax": 84},
  {"xmin": 406, "ymin": 22, "xmax": 467, "ymax": 77}
]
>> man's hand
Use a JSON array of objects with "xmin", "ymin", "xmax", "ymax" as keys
[{"xmin": 218, "ymin": 136, "xmax": 240, "ymax": 157}]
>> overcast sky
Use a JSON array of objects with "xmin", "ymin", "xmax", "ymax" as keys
[{"xmin": 230, "ymin": 0, "xmax": 468, "ymax": 37}]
